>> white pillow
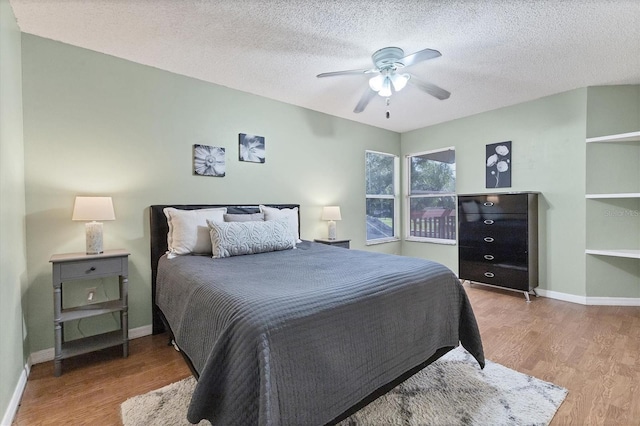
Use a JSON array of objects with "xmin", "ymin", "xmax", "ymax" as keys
[
  {"xmin": 259, "ymin": 205, "xmax": 301, "ymax": 243},
  {"xmin": 164, "ymin": 207, "xmax": 227, "ymax": 257},
  {"xmin": 223, "ymin": 213, "xmax": 265, "ymax": 222},
  {"xmin": 207, "ymin": 219, "xmax": 295, "ymax": 258}
]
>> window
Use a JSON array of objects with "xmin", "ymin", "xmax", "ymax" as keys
[
  {"xmin": 406, "ymin": 147, "xmax": 456, "ymax": 243},
  {"xmin": 365, "ymin": 150, "xmax": 399, "ymax": 243}
]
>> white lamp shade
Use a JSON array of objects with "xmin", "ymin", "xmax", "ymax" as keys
[
  {"xmin": 321, "ymin": 206, "xmax": 342, "ymax": 221},
  {"xmin": 72, "ymin": 197, "xmax": 115, "ymax": 221}
]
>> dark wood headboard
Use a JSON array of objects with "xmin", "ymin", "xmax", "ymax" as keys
[{"xmin": 149, "ymin": 204, "xmax": 300, "ymax": 334}]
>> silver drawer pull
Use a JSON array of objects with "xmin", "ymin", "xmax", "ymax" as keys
[
  {"xmin": 484, "ymin": 255, "xmax": 495, "ymax": 260},
  {"xmin": 484, "ymin": 237, "xmax": 494, "ymax": 243},
  {"xmin": 484, "ymin": 219, "xmax": 494, "ymax": 225},
  {"xmin": 483, "ymin": 202, "xmax": 494, "ymax": 207},
  {"xmin": 484, "ymin": 272, "xmax": 495, "ymax": 278}
]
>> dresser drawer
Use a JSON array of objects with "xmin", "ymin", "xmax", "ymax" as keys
[
  {"xmin": 459, "ymin": 193, "xmax": 530, "ymax": 215},
  {"xmin": 459, "ymin": 247, "xmax": 528, "ymax": 267},
  {"xmin": 59, "ymin": 257, "xmax": 124, "ymax": 280},
  {"xmin": 459, "ymin": 261, "xmax": 530, "ymax": 291}
]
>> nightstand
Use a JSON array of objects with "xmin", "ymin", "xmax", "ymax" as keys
[
  {"xmin": 49, "ymin": 249, "xmax": 130, "ymax": 376},
  {"xmin": 314, "ymin": 238, "xmax": 351, "ymax": 249}
]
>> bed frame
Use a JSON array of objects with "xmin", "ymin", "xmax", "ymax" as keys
[
  {"xmin": 148, "ymin": 203, "xmax": 453, "ymax": 425},
  {"xmin": 149, "ymin": 204, "xmax": 300, "ymax": 334}
]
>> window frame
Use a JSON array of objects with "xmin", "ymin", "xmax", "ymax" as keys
[
  {"xmin": 365, "ymin": 150, "xmax": 400, "ymax": 245},
  {"xmin": 405, "ymin": 147, "xmax": 457, "ymax": 245}
]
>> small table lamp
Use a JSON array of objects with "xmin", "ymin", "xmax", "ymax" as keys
[
  {"xmin": 72, "ymin": 196, "xmax": 116, "ymax": 254},
  {"xmin": 321, "ymin": 206, "xmax": 342, "ymax": 240}
]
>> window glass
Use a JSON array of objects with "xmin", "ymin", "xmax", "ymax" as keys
[
  {"xmin": 407, "ymin": 148, "xmax": 456, "ymax": 243},
  {"xmin": 366, "ymin": 151, "xmax": 398, "ymax": 243}
]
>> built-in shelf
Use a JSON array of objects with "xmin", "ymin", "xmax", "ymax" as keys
[
  {"xmin": 586, "ymin": 193, "xmax": 640, "ymax": 199},
  {"xmin": 586, "ymin": 131, "xmax": 640, "ymax": 143},
  {"xmin": 586, "ymin": 249, "xmax": 640, "ymax": 259}
]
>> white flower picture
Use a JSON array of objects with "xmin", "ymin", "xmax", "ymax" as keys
[
  {"xmin": 193, "ymin": 144, "xmax": 225, "ymax": 177},
  {"xmin": 239, "ymin": 133, "xmax": 265, "ymax": 163},
  {"xmin": 486, "ymin": 141, "xmax": 511, "ymax": 188}
]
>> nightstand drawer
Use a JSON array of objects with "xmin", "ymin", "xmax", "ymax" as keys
[{"xmin": 60, "ymin": 257, "xmax": 123, "ymax": 280}]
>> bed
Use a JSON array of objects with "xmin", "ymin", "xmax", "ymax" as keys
[{"xmin": 150, "ymin": 204, "xmax": 484, "ymax": 425}]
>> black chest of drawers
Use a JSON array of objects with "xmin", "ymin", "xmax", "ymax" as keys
[{"xmin": 458, "ymin": 192, "xmax": 539, "ymax": 300}]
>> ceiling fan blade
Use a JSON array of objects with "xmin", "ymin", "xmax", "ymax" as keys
[
  {"xmin": 354, "ymin": 88, "xmax": 377, "ymax": 113},
  {"xmin": 408, "ymin": 76, "xmax": 451, "ymax": 100},
  {"xmin": 317, "ymin": 68, "xmax": 373, "ymax": 78},
  {"xmin": 399, "ymin": 48, "xmax": 442, "ymax": 68}
]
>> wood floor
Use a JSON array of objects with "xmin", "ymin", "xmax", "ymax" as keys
[{"xmin": 13, "ymin": 282, "xmax": 640, "ymax": 425}]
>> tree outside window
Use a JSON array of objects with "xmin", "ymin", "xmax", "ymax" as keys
[
  {"xmin": 366, "ymin": 151, "xmax": 398, "ymax": 243},
  {"xmin": 406, "ymin": 148, "xmax": 456, "ymax": 243}
]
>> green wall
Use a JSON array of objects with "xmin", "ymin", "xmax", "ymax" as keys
[
  {"xmin": 0, "ymin": 0, "xmax": 28, "ymax": 421},
  {"xmin": 401, "ymin": 89, "xmax": 590, "ymax": 297},
  {"xmin": 21, "ymin": 34, "xmax": 401, "ymax": 353}
]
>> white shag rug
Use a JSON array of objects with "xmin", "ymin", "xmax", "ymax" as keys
[{"xmin": 121, "ymin": 346, "xmax": 567, "ymax": 426}]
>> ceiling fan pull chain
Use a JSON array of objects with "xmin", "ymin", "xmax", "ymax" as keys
[{"xmin": 386, "ymin": 97, "xmax": 391, "ymax": 119}]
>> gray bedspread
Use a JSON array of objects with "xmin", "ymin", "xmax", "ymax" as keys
[{"xmin": 156, "ymin": 241, "xmax": 484, "ymax": 425}]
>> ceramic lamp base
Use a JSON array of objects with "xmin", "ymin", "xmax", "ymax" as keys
[
  {"xmin": 327, "ymin": 220, "xmax": 337, "ymax": 240},
  {"xmin": 85, "ymin": 221, "xmax": 104, "ymax": 254}
]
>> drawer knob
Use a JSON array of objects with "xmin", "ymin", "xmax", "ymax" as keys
[
  {"xmin": 483, "ymin": 202, "xmax": 494, "ymax": 207},
  {"xmin": 484, "ymin": 272, "xmax": 495, "ymax": 278},
  {"xmin": 484, "ymin": 254, "xmax": 495, "ymax": 260},
  {"xmin": 89, "ymin": 266, "xmax": 96, "ymax": 271},
  {"xmin": 484, "ymin": 219, "xmax": 494, "ymax": 225},
  {"xmin": 484, "ymin": 237, "xmax": 494, "ymax": 243}
]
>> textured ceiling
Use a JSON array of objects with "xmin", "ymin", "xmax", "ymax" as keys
[{"xmin": 9, "ymin": 0, "xmax": 640, "ymax": 133}]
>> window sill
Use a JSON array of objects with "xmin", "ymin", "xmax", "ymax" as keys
[
  {"xmin": 405, "ymin": 237, "xmax": 456, "ymax": 245},
  {"xmin": 366, "ymin": 237, "xmax": 400, "ymax": 246}
]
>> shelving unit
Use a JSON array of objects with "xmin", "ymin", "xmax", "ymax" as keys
[
  {"xmin": 585, "ymin": 130, "xmax": 640, "ymax": 260},
  {"xmin": 585, "ymin": 249, "xmax": 640, "ymax": 259}
]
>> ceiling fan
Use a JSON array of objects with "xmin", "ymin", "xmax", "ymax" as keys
[{"xmin": 317, "ymin": 47, "xmax": 450, "ymax": 116}]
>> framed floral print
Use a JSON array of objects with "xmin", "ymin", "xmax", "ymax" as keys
[
  {"xmin": 239, "ymin": 133, "xmax": 265, "ymax": 163},
  {"xmin": 486, "ymin": 141, "xmax": 511, "ymax": 188},
  {"xmin": 193, "ymin": 144, "xmax": 225, "ymax": 177}
]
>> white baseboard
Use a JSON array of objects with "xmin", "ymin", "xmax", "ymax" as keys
[
  {"xmin": 4, "ymin": 325, "xmax": 154, "ymax": 425},
  {"xmin": 1, "ymin": 366, "xmax": 27, "ymax": 426},
  {"xmin": 536, "ymin": 289, "xmax": 640, "ymax": 306}
]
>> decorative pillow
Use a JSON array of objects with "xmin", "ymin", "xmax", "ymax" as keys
[
  {"xmin": 259, "ymin": 205, "xmax": 301, "ymax": 242},
  {"xmin": 164, "ymin": 207, "xmax": 227, "ymax": 257},
  {"xmin": 207, "ymin": 219, "xmax": 295, "ymax": 258},
  {"xmin": 223, "ymin": 213, "xmax": 265, "ymax": 222}
]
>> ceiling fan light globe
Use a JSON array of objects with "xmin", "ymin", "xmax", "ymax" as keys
[
  {"xmin": 390, "ymin": 73, "xmax": 410, "ymax": 91},
  {"xmin": 368, "ymin": 75, "xmax": 384, "ymax": 92},
  {"xmin": 378, "ymin": 78, "xmax": 392, "ymax": 97}
]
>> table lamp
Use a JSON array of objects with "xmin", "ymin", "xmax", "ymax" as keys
[
  {"xmin": 321, "ymin": 206, "xmax": 342, "ymax": 240},
  {"xmin": 72, "ymin": 196, "xmax": 116, "ymax": 254}
]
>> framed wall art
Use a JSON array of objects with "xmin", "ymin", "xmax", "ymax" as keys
[
  {"xmin": 239, "ymin": 133, "xmax": 265, "ymax": 163},
  {"xmin": 193, "ymin": 144, "xmax": 226, "ymax": 177},
  {"xmin": 486, "ymin": 141, "xmax": 511, "ymax": 188}
]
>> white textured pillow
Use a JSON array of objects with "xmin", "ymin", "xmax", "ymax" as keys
[
  {"xmin": 259, "ymin": 205, "xmax": 301, "ymax": 242},
  {"xmin": 207, "ymin": 219, "xmax": 295, "ymax": 258},
  {"xmin": 164, "ymin": 207, "xmax": 227, "ymax": 257},
  {"xmin": 223, "ymin": 213, "xmax": 265, "ymax": 222}
]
